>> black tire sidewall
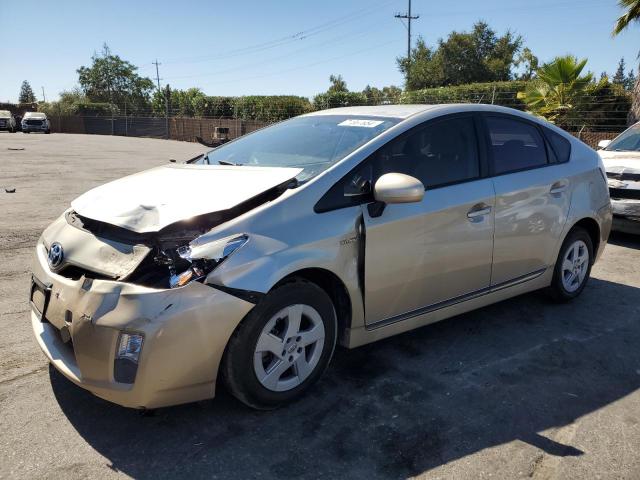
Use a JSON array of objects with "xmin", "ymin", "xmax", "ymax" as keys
[
  {"xmin": 551, "ymin": 227, "xmax": 593, "ymax": 300},
  {"xmin": 224, "ymin": 281, "xmax": 337, "ymax": 409}
]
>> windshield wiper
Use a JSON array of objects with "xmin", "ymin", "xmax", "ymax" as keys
[{"xmin": 218, "ymin": 159, "xmax": 240, "ymax": 166}]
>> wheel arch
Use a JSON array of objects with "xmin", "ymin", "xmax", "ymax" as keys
[
  {"xmin": 568, "ymin": 217, "xmax": 601, "ymax": 262},
  {"xmin": 273, "ymin": 268, "xmax": 352, "ymax": 347}
]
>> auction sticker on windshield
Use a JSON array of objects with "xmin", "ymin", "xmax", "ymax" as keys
[{"xmin": 338, "ymin": 119, "xmax": 385, "ymax": 128}]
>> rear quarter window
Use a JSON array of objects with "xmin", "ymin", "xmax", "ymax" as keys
[{"xmin": 544, "ymin": 128, "xmax": 572, "ymax": 163}]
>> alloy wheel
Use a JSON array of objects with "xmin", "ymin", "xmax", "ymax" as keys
[
  {"xmin": 253, "ymin": 304, "xmax": 325, "ymax": 392},
  {"xmin": 561, "ymin": 239, "xmax": 589, "ymax": 293}
]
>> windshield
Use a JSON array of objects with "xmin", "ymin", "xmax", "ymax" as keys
[
  {"xmin": 606, "ymin": 124, "xmax": 640, "ymax": 152},
  {"xmin": 193, "ymin": 115, "xmax": 399, "ymax": 181}
]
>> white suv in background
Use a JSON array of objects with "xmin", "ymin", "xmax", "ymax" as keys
[{"xmin": 22, "ymin": 112, "xmax": 50, "ymax": 134}]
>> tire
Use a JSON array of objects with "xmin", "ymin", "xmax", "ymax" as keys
[
  {"xmin": 222, "ymin": 279, "xmax": 337, "ymax": 410},
  {"xmin": 45, "ymin": 129, "xmax": 51, "ymax": 134},
  {"xmin": 548, "ymin": 226, "xmax": 593, "ymax": 302}
]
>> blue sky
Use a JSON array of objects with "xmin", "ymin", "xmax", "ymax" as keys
[{"xmin": 0, "ymin": 0, "xmax": 638, "ymax": 102}]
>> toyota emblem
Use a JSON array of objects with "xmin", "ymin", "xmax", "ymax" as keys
[{"xmin": 48, "ymin": 242, "xmax": 64, "ymax": 268}]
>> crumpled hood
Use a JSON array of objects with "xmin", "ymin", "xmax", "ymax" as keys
[
  {"xmin": 71, "ymin": 164, "xmax": 302, "ymax": 233},
  {"xmin": 599, "ymin": 150, "xmax": 640, "ymax": 171}
]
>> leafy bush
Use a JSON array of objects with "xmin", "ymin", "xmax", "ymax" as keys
[
  {"xmin": 400, "ymin": 81, "xmax": 528, "ymax": 109},
  {"xmin": 233, "ymin": 96, "xmax": 313, "ymax": 122},
  {"xmin": 312, "ymin": 91, "xmax": 368, "ymax": 110}
]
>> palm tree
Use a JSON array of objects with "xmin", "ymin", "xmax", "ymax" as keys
[
  {"xmin": 518, "ymin": 56, "xmax": 593, "ymax": 129},
  {"xmin": 613, "ymin": 0, "xmax": 640, "ymax": 35}
]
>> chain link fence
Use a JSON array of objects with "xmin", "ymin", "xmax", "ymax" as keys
[{"xmin": 46, "ymin": 90, "xmax": 635, "ymax": 149}]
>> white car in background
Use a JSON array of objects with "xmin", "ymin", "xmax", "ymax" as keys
[
  {"xmin": 22, "ymin": 112, "xmax": 50, "ymax": 134},
  {"xmin": 0, "ymin": 110, "xmax": 17, "ymax": 132},
  {"xmin": 598, "ymin": 122, "xmax": 640, "ymax": 234}
]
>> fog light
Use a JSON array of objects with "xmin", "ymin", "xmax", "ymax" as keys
[
  {"xmin": 117, "ymin": 332, "xmax": 144, "ymax": 361},
  {"xmin": 114, "ymin": 332, "xmax": 144, "ymax": 384}
]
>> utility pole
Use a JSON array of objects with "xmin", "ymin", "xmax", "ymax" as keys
[
  {"xmin": 152, "ymin": 59, "xmax": 162, "ymax": 90},
  {"xmin": 395, "ymin": 0, "xmax": 420, "ymax": 70},
  {"xmin": 41, "ymin": 86, "xmax": 46, "ymax": 103},
  {"xmin": 164, "ymin": 84, "xmax": 170, "ymax": 140}
]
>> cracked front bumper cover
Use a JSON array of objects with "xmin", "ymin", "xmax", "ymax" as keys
[{"xmin": 31, "ymin": 241, "xmax": 254, "ymax": 408}]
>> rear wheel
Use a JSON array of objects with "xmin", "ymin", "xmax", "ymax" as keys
[
  {"xmin": 548, "ymin": 227, "xmax": 593, "ymax": 302},
  {"xmin": 222, "ymin": 280, "xmax": 337, "ymax": 409}
]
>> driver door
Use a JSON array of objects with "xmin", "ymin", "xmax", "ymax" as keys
[{"xmin": 362, "ymin": 115, "xmax": 496, "ymax": 326}]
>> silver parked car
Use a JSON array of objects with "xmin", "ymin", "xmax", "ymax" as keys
[
  {"xmin": 22, "ymin": 111, "xmax": 50, "ymax": 133},
  {"xmin": 31, "ymin": 105, "xmax": 611, "ymax": 410}
]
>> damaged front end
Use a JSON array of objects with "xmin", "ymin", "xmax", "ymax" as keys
[
  {"xmin": 53, "ymin": 181, "xmax": 285, "ymax": 289},
  {"xmin": 606, "ymin": 167, "xmax": 640, "ymax": 234}
]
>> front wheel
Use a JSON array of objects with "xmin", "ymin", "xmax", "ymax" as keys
[
  {"xmin": 548, "ymin": 227, "xmax": 593, "ymax": 302},
  {"xmin": 222, "ymin": 280, "xmax": 337, "ymax": 409}
]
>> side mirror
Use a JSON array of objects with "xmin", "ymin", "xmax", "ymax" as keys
[
  {"xmin": 597, "ymin": 139, "xmax": 611, "ymax": 150},
  {"xmin": 374, "ymin": 173, "xmax": 424, "ymax": 204}
]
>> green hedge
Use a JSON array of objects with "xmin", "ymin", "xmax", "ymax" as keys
[
  {"xmin": 232, "ymin": 96, "xmax": 313, "ymax": 122},
  {"xmin": 312, "ymin": 91, "xmax": 368, "ymax": 110},
  {"xmin": 400, "ymin": 81, "xmax": 529, "ymax": 109}
]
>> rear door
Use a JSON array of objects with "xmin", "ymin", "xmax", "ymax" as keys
[
  {"xmin": 361, "ymin": 114, "xmax": 496, "ymax": 325},
  {"xmin": 482, "ymin": 114, "xmax": 571, "ymax": 285}
]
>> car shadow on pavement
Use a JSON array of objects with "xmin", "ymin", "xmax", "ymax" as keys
[{"xmin": 50, "ymin": 277, "xmax": 640, "ymax": 479}]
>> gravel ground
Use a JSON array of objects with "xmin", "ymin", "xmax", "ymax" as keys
[{"xmin": 1, "ymin": 132, "xmax": 639, "ymax": 480}]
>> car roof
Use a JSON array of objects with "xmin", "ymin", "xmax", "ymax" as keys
[
  {"xmin": 304, "ymin": 104, "xmax": 439, "ymax": 120},
  {"xmin": 24, "ymin": 112, "xmax": 46, "ymax": 118},
  {"xmin": 302, "ymin": 103, "xmax": 549, "ymax": 122}
]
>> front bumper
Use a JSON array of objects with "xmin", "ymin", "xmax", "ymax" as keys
[
  {"xmin": 611, "ymin": 197, "xmax": 640, "ymax": 235},
  {"xmin": 22, "ymin": 123, "xmax": 48, "ymax": 132},
  {"xmin": 31, "ymin": 241, "xmax": 254, "ymax": 408}
]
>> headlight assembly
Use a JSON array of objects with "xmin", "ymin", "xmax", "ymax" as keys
[{"xmin": 167, "ymin": 234, "xmax": 248, "ymax": 288}]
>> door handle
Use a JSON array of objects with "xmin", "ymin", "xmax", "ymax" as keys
[
  {"xmin": 467, "ymin": 204, "xmax": 492, "ymax": 219},
  {"xmin": 550, "ymin": 180, "xmax": 569, "ymax": 194}
]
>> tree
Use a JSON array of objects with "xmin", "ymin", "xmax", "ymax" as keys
[
  {"xmin": 77, "ymin": 44, "xmax": 154, "ymax": 113},
  {"xmin": 398, "ymin": 21, "xmax": 523, "ymax": 90},
  {"xmin": 517, "ymin": 55, "xmax": 594, "ymax": 129},
  {"xmin": 613, "ymin": 0, "xmax": 640, "ymax": 34},
  {"xmin": 612, "ymin": 1, "xmax": 640, "ymax": 123},
  {"xmin": 515, "ymin": 48, "xmax": 539, "ymax": 81},
  {"xmin": 613, "ymin": 58, "xmax": 627, "ymax": 85},
  {"xmin": 361, "ymin": 85, "xmax": 402, "ymax": 105},
  {"xmin": 19, "ymin": 81, "xmax": 36, "ymax": 103},
  {"xmin": 626, "ymin": 68, "xmax": 637, "ymax": 90},
  {"xmin": 327, "ymin": 75, "xmax": 348, "ymax": 93}
]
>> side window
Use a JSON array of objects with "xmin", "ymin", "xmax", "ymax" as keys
[
  {"xmin": 544, "ymin": 128, "xmax": 572, "ymax": 163},
  {"xmin": 486, "ymin": 116, "xmax": 548, "ymax": 174},
  {"xmin": 315, "ymin": 116, "xmax": 480, "ymax": 213},
  {"xmin": 371, "ymin": 116, "xmax": 480, "ymax": 188}
]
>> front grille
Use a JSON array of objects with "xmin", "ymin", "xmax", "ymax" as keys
[
  {"xmin": 56, "ymin": 264, "xmax": 114, "ymax": 281},
  {"xmin": 610, "ymin": 187, "xmax": 640, "ymax": 200},
  {"xmin": 26, "ymin": 120, "xmax": 43, "ymax": 126}
]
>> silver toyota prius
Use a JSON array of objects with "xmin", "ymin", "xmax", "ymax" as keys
[{"xmin": 30, "ymin": 104, "xmax": 612, "ymax": 409}]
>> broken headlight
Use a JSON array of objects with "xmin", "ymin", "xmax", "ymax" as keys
[{"xmin": 166, "ymin": 234, "xmax": 249, "ymax": 288}]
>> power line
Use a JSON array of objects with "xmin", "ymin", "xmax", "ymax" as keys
[
  {"xmin": 157, "ymin": 0, "xmax": 395, "ymax": 66},
  {"xmin": 164, "ymin": 26, "xmax": 379, "ymax": 81},
  {"xmin": 395, "ymin": 0, "xmax": 419, "ymax": 61}
]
